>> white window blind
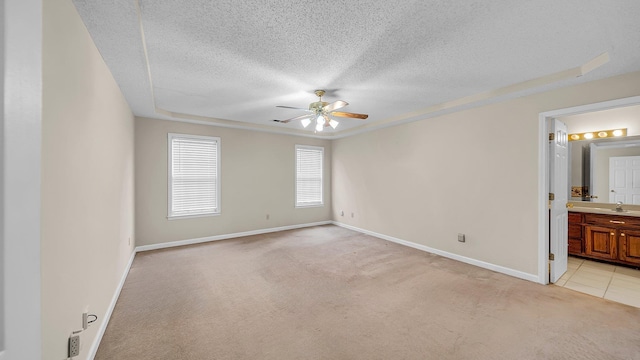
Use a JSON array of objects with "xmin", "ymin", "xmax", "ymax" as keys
[
  {"xmin": 168, "ymin": 133, "xmax": 220, "ymax": 218},
  {"xmin": 296, "ymin": 145, "xmax": 323, "ymax": 207}
]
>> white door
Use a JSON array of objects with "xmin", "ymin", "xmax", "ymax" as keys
[
  {"xmin": 609, "ymin": 156, "xmax": 640, "ymax": 204},
  {"xmin": 549, "ymin": 119, "xmax": 569, "ymax": 283}
]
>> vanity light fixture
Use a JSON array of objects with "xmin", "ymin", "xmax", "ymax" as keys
[{"xmin": 567, "ymin": 128, "xmax": 627, "ymax": 141}]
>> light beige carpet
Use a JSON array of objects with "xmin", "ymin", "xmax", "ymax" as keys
[{"xmin": 96, "ymin": 225, "xmax": 640, "ymax": 360}]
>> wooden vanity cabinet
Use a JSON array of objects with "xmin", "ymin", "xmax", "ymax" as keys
[{"xmin": 568, "ymin": 212, "xmax": 640, "ymax": 267}]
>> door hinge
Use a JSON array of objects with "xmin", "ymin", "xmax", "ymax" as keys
[
  {"xmin": 549, "ymin": 133, "xmax": 555, "ymax": 141},
  {"xmin": 549, "ymin": 193, "xmax": 555, "ymax": 201},
  {"xmin": 549, "ymin": 253, "xmax": 555, "ymax": 261}
]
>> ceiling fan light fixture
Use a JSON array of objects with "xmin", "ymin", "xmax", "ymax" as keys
[{"xmin": 276, "ymin": 90, "xmax": 368, "ymax": 132}]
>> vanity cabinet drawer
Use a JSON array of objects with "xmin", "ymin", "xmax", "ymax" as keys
[
  {"xmin": 568, "ymin": 238, "xmax": 582, "ymax": 254},
  {"xmin": 568, "ymin": 224, "xmax": 582, "ymax": 238},
  {"xmin": 568, "ymin": 212, "xmax": 583, "ymax": 224},
  {"xmin": 583, "ymin": 214, "xmax": 640, "ymax": 229}
]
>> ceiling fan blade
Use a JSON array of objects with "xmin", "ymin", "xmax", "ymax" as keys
[
  {"xmin": 276, "ymin": 105, "xmax": 311, "ymax": 112},
  {"xmin": 279, "ymin": 114, "xmax": 313, "ymax": 124},
  {"xmin": 323, "ymin": 100, "xmax": 348, "ymax": 112},
  {"xmin": 330, "ymin": 111, "xmax": 368, "ymax": 119}
]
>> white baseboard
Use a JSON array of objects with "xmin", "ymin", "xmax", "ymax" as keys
[
  {"xmin": 332, "ymin": 221, "xmax": 539, "ymax": 283},
  {"xmin": 135, "ymin": 221, "xmax": 332, "ymax": 252},
  {"xmin": 88, "ymin": 250, "xmax": 136, "ymax": 360}
]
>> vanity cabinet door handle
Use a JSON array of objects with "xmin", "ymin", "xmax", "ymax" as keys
[
  {"xmin": 609, "ymin": 220, "xmax": 625, "ymax": 224},
  {"xmin": 621, "ymin": 233, "xmax": 626, "ymax": 237},
  {"xmin": 611, "ymin": 232, "xmax": 615, "ymax": 236}
]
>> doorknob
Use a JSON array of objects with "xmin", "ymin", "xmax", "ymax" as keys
[{"xmin": 611, "ymin": 190, "xmax": 615, "ymax": 192}]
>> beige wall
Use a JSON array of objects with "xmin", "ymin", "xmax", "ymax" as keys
[
  {"xmin": 42, "ymin": 0, "xmax": 135, "ymax": 358},
  {"xmin": 135, "ymin": 118, "xmax": 332, "ymax": 246},
  {"xmin": 561, "ymin": 104, "xmax": 640, "ymax": 136},
  {"xmin": 332, "ymin": 71, "xmax": 640, "ymax": 276}
]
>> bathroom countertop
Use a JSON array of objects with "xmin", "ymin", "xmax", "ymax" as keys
[{"xmin": 568, "ymin": 206, "xmax": 640, "ymax": 217}]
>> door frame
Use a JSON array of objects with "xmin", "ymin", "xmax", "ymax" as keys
[
  {"xmin": 1, "ymin": 1, "xmax": 43, "ymax": 358},
  {"xmin": 537, "ymin": 95, "xmax": 640, "ymax": 284}
]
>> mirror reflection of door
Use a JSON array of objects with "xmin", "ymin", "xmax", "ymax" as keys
[
  {"xmin": 591, "ymin": 139, "xmax": 640, "ymax": 202},
  {"xmin": 609, "ymin": 156, "xmax": 640, "ymax": 204}
]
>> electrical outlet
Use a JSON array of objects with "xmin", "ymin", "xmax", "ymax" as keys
[
  {"xmin": 128, "ymin": 237, "xmax": 131, "ymax": 246},
  {"xmin": 82, "ymin": 312, "xmax": 88, "ymax": 330},
  {"xmin": 266, "ymin": 214, "xmax": 270, "ymax": 220},
  {"xmin": 340, "ymin": 210, "xmax": 344, "ymax": 216},
  {"xmin": 351, "ymin": 212, "xmax": 354, "ymax": 218},
  {"xmin": 458, "ymin": 233, "xmax": 466, "ymax": 243},
  {"xmin": 69, "ymin": 335, "xmax": 80, "ymax": 357}
]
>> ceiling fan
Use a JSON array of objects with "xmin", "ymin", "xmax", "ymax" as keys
[{"xmin": 274, "ymin": 90, "xmax": 368, "ymax": 131}]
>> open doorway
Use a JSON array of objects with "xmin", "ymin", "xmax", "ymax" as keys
[{"xmin": 538, "ymin": 96, "xmax": 640, "ymax": 285}]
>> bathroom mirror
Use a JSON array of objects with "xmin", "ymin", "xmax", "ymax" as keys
[
  {"xmin": 569, "ymin": 135, "xmax": 640, "ymax": 204},
  {"xmin": 563, "ymin": 103, "xmax": 640, "ymax": 204}
]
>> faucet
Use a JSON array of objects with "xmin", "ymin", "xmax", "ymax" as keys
[{"xmin": 615, "ymin": 201, "xmax": 624, "ymax": 212}]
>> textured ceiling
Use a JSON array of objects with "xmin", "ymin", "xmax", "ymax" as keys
[{"xmin": 72, "ymin": 0, "xmax": 640, "ymax": 137}]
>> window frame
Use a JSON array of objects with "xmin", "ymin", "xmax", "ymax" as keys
[
  {"xmin": 295, "ymin": 144, "xmax": 324, "ymax": 208},
  {"xmin": 167, "ymin": 133, "xmax": 221, "ymax": 220}
]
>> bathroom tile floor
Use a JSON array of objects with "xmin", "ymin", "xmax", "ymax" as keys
[{"xmin": 554, "ymin": 256, "xmax": 640, "ymax": 308}]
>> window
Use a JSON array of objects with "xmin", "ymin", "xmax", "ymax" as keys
[
  {"xmin": 295, "ymin": 145, "xmax": 323, "ymax": 207},
  {"xmin": 168, "ymin": 133, "xmax": 220, "ymax": 218}
]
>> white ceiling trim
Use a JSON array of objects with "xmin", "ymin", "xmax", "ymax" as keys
[
  {"xmin": 132, "ymin": 1, "xmax": 611, "ymax": 140},
  {"xmin": 133, "ymin": 0, "xmax": 330, "ymax": 139},
  {"xmin": 333, "ymin": 53, "xmax": 610, "ymax": 139},
  {"xmin": 151, "ymin": 109, "xmax": 333, "ymax": 139}
]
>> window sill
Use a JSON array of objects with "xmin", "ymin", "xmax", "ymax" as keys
[
  {"xmin": 295, "ymin": 204, "xmax": 324, "ymax": 209},
  {"xmin": 167, "ymin": 212, "xmax": 220, "ymax": 220}
]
